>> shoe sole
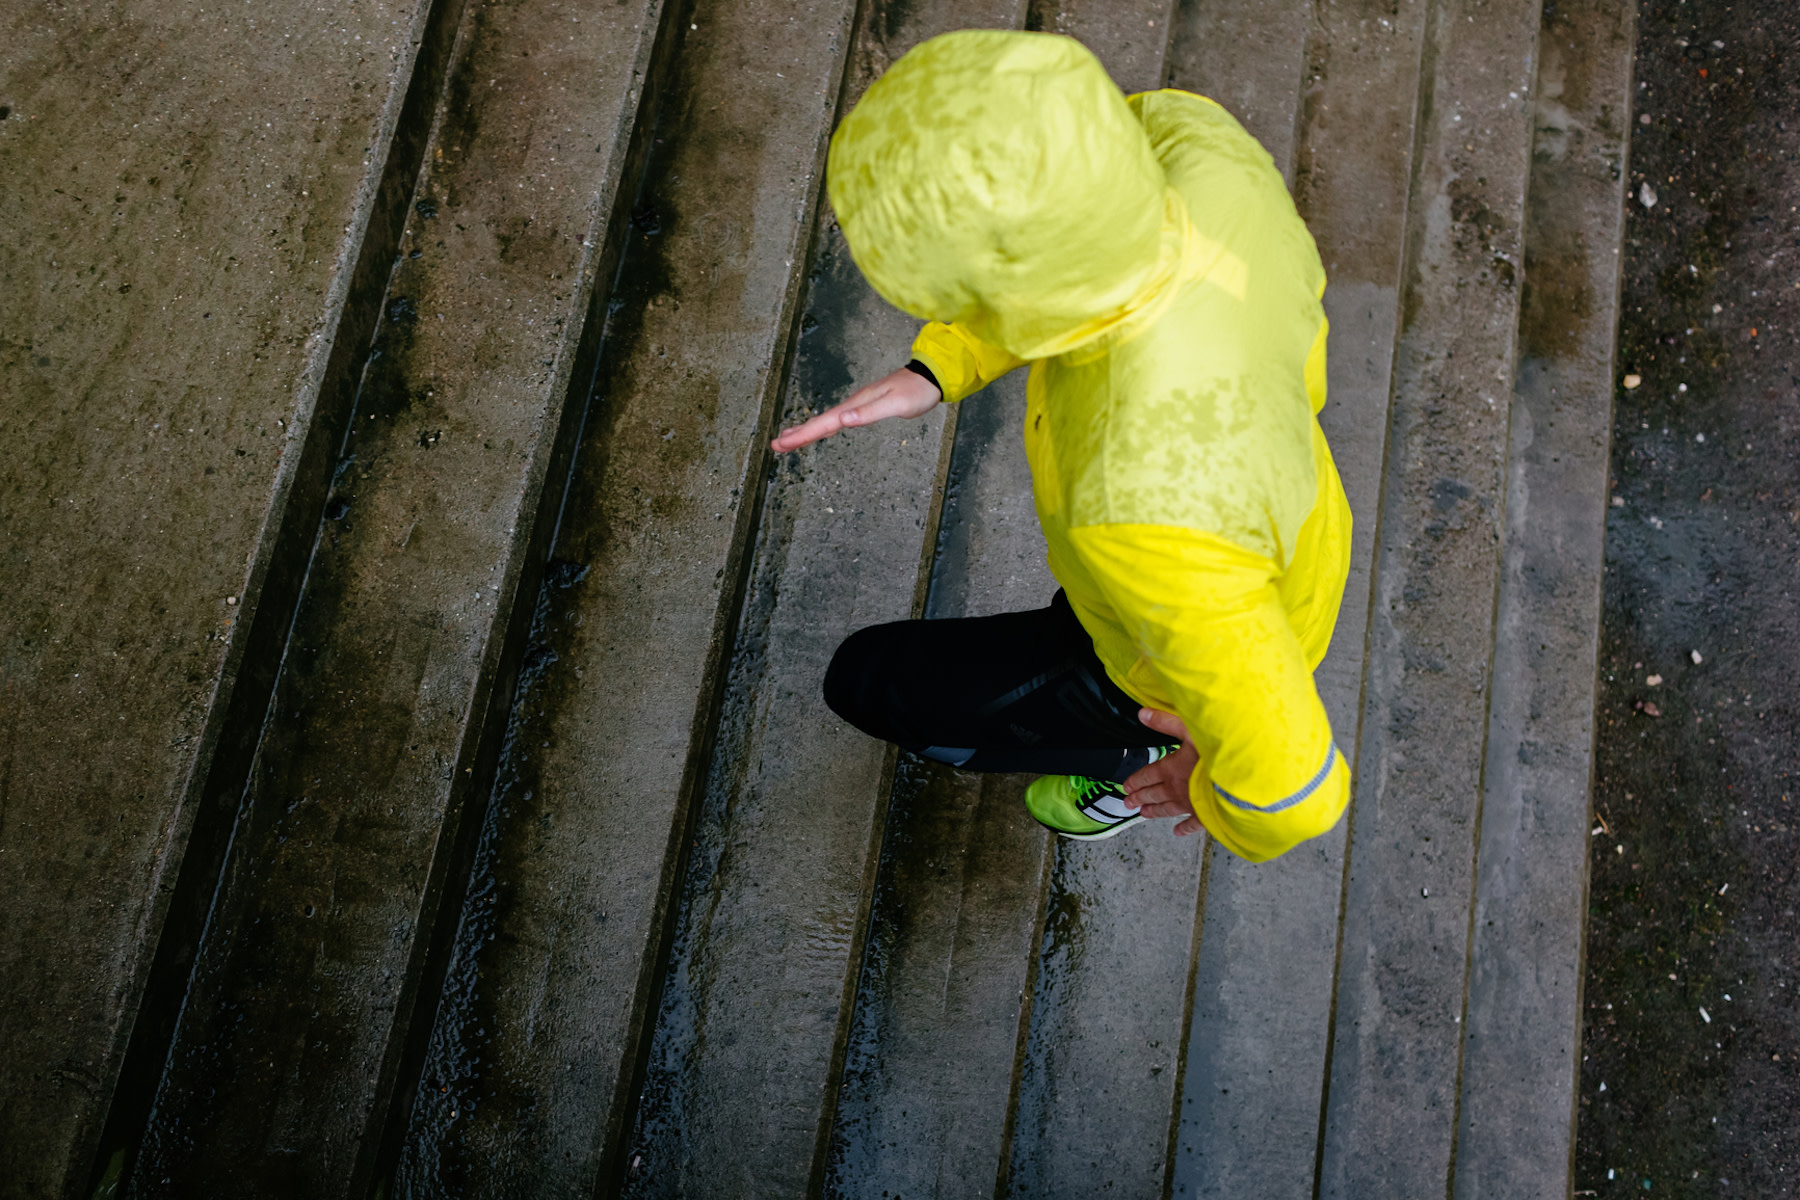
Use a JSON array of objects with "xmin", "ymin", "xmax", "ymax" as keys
[{"xmin": 1035, "ymin": 813, "xmax": 1144, "ymax": 841}]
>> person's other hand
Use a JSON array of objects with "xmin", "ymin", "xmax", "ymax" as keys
[
  {"xmin": 1123, "ymin": 708, "xmax": 1204, "ymax": 837},
  {"xmin": 770, "ymin": 367, "xmax": 942, "ymax": 453}
]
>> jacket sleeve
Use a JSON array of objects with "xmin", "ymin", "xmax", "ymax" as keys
[
  {"xmin": 1067, "ymin": 522, "xmax": 1349, "ymax": 863},
  {"xmin": 909, "ymin": 321, "xmax": 1027, "ymax": 403}
]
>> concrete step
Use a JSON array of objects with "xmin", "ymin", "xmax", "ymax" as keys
[
  {"xmin": 107, "ymin": 0, "xmax": 680, "ymax": 1193},
  {"xmin": 1453, "ymin": 0, "xmax": 1635, "ymax": 1192},
  {"xmin": 614, "ymin": 4, "xmax": 1035, "ymax": 1192},
  {"xmin": 383, "ymin": 0, "xmax": 874, "ymax": 1194},
  {"xmin": 3, "ymin": 0, "xmax": 1634, "ymax": 1190},
  {"xmin": 1171, "ymin": 0, "xmax": 1432, "ymax": 1191},
  {"xmin": 0, "ymin": 0, "xmax": 463, "ymax": 1192},
  {"xmin": 1316, "ymin": 0, "xmax": 1551, "ymax": 1193}
]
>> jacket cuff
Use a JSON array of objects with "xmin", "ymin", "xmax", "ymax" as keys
[{"xmin": 902, "ymin": 359, "xmax": 942, "ymax": 397}]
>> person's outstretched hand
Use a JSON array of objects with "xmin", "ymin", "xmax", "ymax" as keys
[
  {"xmin": 1124, "ymin": 708, "xmax": 1204, "ymax": 837},
  {"xmin": 770, "ymin": 367, "xmax": 942, "ymax": 453}
]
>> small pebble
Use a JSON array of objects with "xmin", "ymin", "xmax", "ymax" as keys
[
  {"xmin": 1700, "ymin": 1006, "xmax": 1712, "ymax": 1024},
  {"xmin": 1623, "ymin": 373, "xmax": 1643, "ymax": 389},
  {"xmin": 1640, "ymin": 182, "xmax": 1658, "ymax": 208},
  {"xmin": 226, "ymin": 596, "xmax": 238, "ymax": 605},
  {"xmin": 1647, "ymin": 674, "xmax": 1663, "ymax": 686},
  {"xmin": 1691, "ymin": 650, "xmax": 1704, "ymax": 664}
]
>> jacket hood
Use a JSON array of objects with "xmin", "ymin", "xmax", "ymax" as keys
[{"xmin": 827, "ymin": 30, "xmax": 1179, "ymax": 360}]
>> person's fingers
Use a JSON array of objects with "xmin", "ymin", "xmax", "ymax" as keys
[
  {"xmin": 840, "ymin": 384, "xmax": 937, "ymax": 426},
  {"xmin": 771, "ymin": 372, "xmax": 939, "ymax": 452},
  {"xmin": 1125, "ymin": 776, "xmax": 1185, "ymax": 811},
  {"xmin": 771, "ymin": 402, "xmax": 869, "ymax": 451},
  {"xmin": 1173, "ymin": 815, "xmax": 1202, "ymax": 837},
  {"xmin": 770, "ymin": 411, "xmax": 846, "ymax": 452},
  {"xmin": 1123, "ymin": 763, "xmax": 1172, "ymax": 795},
  {"xmin": 1138, "ymin": 707, "xmax": 1188, "ymax": 741}
]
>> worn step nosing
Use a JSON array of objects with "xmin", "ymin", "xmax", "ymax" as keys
[
  {"xmin": 1450, "ymin": 0, "xmax": 1638, "ymax": 1193},
  {"xmin": 116, "ymin": 0, "xmax": 685, "ymax": 1192},
  {"xmin": 15, "ymin": 0, "xmax": 473, "ymax": 1193},
  {"xmin": 1318, "ymin": 0, "xmax": 1552, "ymax": 1193}
]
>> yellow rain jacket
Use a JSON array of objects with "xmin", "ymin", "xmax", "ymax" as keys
[{"xmin": 826, "ymin": 31, "xmax": 1352, "ymax": 862}]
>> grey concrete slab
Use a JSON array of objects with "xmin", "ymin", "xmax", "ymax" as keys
[
  {"xmin": 1317, "ymin": 0, "xmax": 1547, "ymax": 1194},
  {"xmin": 622, "ymin": 218, "xmax": 956, "ymax": 1199},
  {"xmin": 822, "ymin": 366, "xmax": 1057, "ymax": 1200},
  {"xmin": 826, "ymin": 761, "xmax": 1052, "ymax": 1200},
  {"xmin": 379, "ymin": 0, "xmax": 869, "ymax": 1193},
  {"xmin": 616, "ymin": 4, "xmax": 1059, "ymax": 1192},
  {"xmin": 0, "ymin": 0, "xmax": 458, "ymax": 1192},
  {"xmin": 1452, "ymin": 2, "xmax": 1635, "ymax": 1196},
  {"xmin": 1005, "ymin": 836, "xmax": 1208, "ymax": 1198},
  {"xmin": 1030, "ymin": 0, "xmax": 1178, "ymax": 94},
  {"xmin": 1168, "ymin": 1, "xmax": 1432, "ymax": 1194},
  {"xmin": 1167, "ymin": 0, "xmax": 1310, "ymax": 181},
  {"xmin": 115, "ymin": 0, "xmax": 676, "ymax": 1194}
]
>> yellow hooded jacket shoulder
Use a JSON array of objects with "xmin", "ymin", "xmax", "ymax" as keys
[{"xmin": 827, "ymin": 30, "xmax": 1352, "ymax": 862}]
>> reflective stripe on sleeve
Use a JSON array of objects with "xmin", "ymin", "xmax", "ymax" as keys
[{"xmin": 1214, "ymin": 743, "xmax": 1339, "ymax": 815}]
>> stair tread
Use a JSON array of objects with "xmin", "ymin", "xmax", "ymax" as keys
[
  {"xmin": 1453, "ymin": 0, "xmax": 1636, "ymax": 1191},
  {"xmin": 1318, "ymin": 0, "xmax": 1550, "ymax": 1192},
  {"xmin": 126, "ymin": 0, "xmax": 673, "ymax": 1191},
  {"xmin": 614, "ymin": 5, "xmax": 1022, "ymax": 1188},
  {"xmin": 0, "ymin": 0, "xmax": 441, "ymax": 1190},
  {"xmin": 388, "ymin": 0, "xmax": 869, "ymax": 1193},
  {"xmin": 1172, "ymin": 0, "xmax": 1431, "ymax": 1191}
]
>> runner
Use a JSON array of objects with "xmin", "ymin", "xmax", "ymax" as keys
[{"xmin": 772, "ymin": 30, "xmax": 1351, "ymax": 862}]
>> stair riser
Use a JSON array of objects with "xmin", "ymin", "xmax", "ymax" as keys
[
  {"xmin": 1454, "ymin": 0, "xmax": 1637, "ymax": 1192},
  {"xmin": 118, "ymin": 0, "xmax": 681, "ymax": 1193},
  {"xmin": 388, "ymin": 0, "xmax": 871, "ymax": 1192},
  {"xmin": 1320, "ymin": 0, "xmax": 1550, "ymax": 1193},
  {"xmin": 0, "ymin": 0, "xmax": 462, "ymax": 1192}
]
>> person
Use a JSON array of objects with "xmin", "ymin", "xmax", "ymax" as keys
[{"xmin": 770, "ymin": 30, "xmax": 1351, "ymax": 862}]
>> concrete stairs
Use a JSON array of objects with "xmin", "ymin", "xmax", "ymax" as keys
[{"xmin": 0, "ymin": 0, "xmax": 1635, "ymax": 1195}]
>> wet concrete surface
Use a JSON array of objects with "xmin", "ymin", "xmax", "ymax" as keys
[
  {"xmin": 1027, "ymin": 0, "xmax": 1177, "ymax": 94},
  {"xmin": 1005, "ymin": 837, "xmax": 1205, "ymax": 1198},
  {"xmin": 0, "ymin": 0, "xmax": 448, "ymax": 1192},
  {"xmin": 1171, "ymin": 0, "xmax": 1426, "ymax": 1191},
  {"xmin": 1316, "ymin": 0, "xmax": 1546, "ymax": 1194},
  {"xmin": 1577, "ymin": 1, "xmax": 1800, "ymax": 1195},
  {"xmin": 1452, "ymin": 0, "xmax": 1634, "ymax": 1193},
  {"xmin": 112, "ymin": 0, "xmax": 674, "ymax": 1193},
  {"xmin": 2, "ymin": 0, "xmax": 1660, "ymax": 1192},
  {"xmin": 621, "ymin": 223, "xmax": 957, "ymax": 1196},
  {"xmin": 390, "ymin": 0, "xmax": 868, "ymax": 1194},
  {"xmin": 821, "ymin": 363, "xmax": 1053, "ymax": 1193},
  {"xmin": 613, "ymin": 0, "xmax": 988, "ymax": 1174}
]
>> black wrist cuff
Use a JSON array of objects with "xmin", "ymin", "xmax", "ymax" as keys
[{"xmin": 902, "ymin": 359, "xmax": 942, "ymax": 396}]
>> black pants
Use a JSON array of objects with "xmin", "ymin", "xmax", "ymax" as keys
[{"xmin": 823, "ymin": 591, "xmax": 1174, "ymax": 784}]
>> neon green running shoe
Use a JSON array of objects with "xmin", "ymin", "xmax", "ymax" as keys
[{"xmin": 1024, "ymin": 774, "xmax": 1146, "ymax": 841}]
